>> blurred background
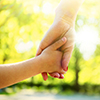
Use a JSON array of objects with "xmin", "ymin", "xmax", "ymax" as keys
[{"xmin": 0, "ymin": 0, "xmax": 100, "ymax": 96}]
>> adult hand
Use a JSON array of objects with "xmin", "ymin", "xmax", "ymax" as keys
[
  {"xmin": 36, "ymin": 0, "xmax": 83, "ymax": 81},
  {"xmin": 36, "ymin": 17, "xmax": 75, "ymax": 80}
]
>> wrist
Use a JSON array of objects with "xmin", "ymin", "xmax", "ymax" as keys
[
  {"xmin": 55, "ymin": 0, "xmax": 84, "ymax": 26},
  {"xmin": 54, "ymin": 13, "xmax": 75, "ymax": 27},
  {"xmin": 37, "ymin": 55, "xmax": 46, "ymax": 73}
]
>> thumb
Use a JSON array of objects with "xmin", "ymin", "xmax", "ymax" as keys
[
  {"xmin": 49, "ymin": 37, "xmax": 67, "ymax": 50},
  {"xmin": 36, "ymin": 47, "xmax": 42, "ymax": 56}
]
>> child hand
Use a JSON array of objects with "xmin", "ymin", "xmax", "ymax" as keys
[{"xmin": 40, "ymin": 37, "xmax": 67, "ymax": 74}]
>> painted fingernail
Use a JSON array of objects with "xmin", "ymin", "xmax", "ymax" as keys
[
  {"xmin": 59, "ymin": 76, "xmax": 64, "ymax": 79},
  {"xmin": 44, "ymin": 79, "xmax": 47, "ymax": 81},
  {"xmin": 65, "ymin": 66, "xmax": 68, "ymax": 71},
  {"xmin": 59, "ymin": 78, "xmax": 64, "ymax": 79},
  {"xmin": 54, "ymin": 75, "xmax": 59, "ymax": 78}
]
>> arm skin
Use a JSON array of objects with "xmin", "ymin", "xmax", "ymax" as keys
[
  {"xmin": 0, "ymin": 57, "xmax": 43, "ymax": 89},
  {"xmin": 0, "ymin": 37, "xmax": 66, "ymax": 89},
  {"xmin": 55, "ymin": 0, "xmax": 85, "ymax": 24},
  {"xmin": 36, "ymin": 0, "xmax": 85, "ymax": 80}
]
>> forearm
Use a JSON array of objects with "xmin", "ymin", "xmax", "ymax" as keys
[
  {"xmin": 55, "ymin": 0, "xmax": 84, "ymax": 25},
  {"xmin": 0, "ymin": 56, "xmax": 43, "ymax": 89}
]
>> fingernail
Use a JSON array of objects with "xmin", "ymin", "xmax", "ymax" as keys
[
  {"xmin": 65, "ymin": 66, "xmax": 68, "ymax": 71},
  {"xmin": 59, "ymin": 76, "xmax": 64, "ymax": 79},
  {"xmin": 44, "ymin": 79, "xmax": 47, "ymax": 81},
  {"xmin": 62, "ymin": 37, "xmax": 66, "ymax": 42},
  {"xmin": 59, "ymin": 77, "xmax": 64, "ymax": 79},
  {"xmin": 54, "ymin": 76, "xmax": 59, "ymax": 78}
]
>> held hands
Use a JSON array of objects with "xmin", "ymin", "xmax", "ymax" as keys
[
  {"xmin": 40, "ymin": 37, "xmax": 67, "ymax": 74},
  {"xmin": 36, "ymin": 1, "xmax": 76, "ymax": 80},
  {"xmin": 36, "ymin": 21, "xmax": 75, "ymax": 80}
]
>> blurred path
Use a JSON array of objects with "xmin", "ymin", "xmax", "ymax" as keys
[{"xmin": 0, "ymin": 89, "xmax": 100, "ymax": 100}]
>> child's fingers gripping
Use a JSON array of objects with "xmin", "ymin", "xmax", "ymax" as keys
[{"xmin": 49, "ymin": 37, "xmax": 67, "ymax": 50}]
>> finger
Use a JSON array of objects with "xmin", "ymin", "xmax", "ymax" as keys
[
  {"xmin": 36, "ymin": 22, "xmax": 70, "ymax": 53},
  {"xmin": 49, "ymin": 73, "xmax": 60, "ymax": 78},
  {"xmin": 60, "ymin": 28, "xmax": 75, "ymax": 51},
  {"xmin": 36, "ymin": 24, "xmax": 67, "ymax": 56},
  {"xmin": 36, "ymin": 23, "xmax": 70, "ymax": 56},
  {"xmin": 42, "ymin": 72, "xmax": 48, "ymax": 81},
  {"xmin": 49, "ymin": 37, "xmax": 67, "ymax": 50},
  {"xmin": 62, "ymin": 49, "xmax": 73, "ymax": 71},
  {"xmin": 36, "ymin": 47, "xmax": 42, "ymax": 56},
  {"xmin": 59, "ymin": 74, "xmax": 64, "ymax": 79},
  {"xmin": 49, "ymin": 73, "xmax": 64, "ymax": 79}
]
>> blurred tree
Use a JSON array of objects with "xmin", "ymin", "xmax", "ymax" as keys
[{"xmin": 0, "ymin": 0, "xmax": 100, "ymax": 95}]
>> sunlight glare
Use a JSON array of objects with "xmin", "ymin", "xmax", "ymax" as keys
[
  {"xmin": 76, "ymin": 25, "xmax": 99, "ymax": 60},
  {"xmin": 33, "ymin": 5, "xmax": 40, "ymax": 13},
  {"xmin": 42, "ymin": 2, "xmax": 53, "ymax": 15},
  {"xmin": 15, "ymin": 41, "xmax": 33, "ymax": 53}
]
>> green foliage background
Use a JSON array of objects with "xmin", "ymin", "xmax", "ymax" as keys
[{"xmin": 0, "ymin": 0, "xmax": 100, "ymax": 95}]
